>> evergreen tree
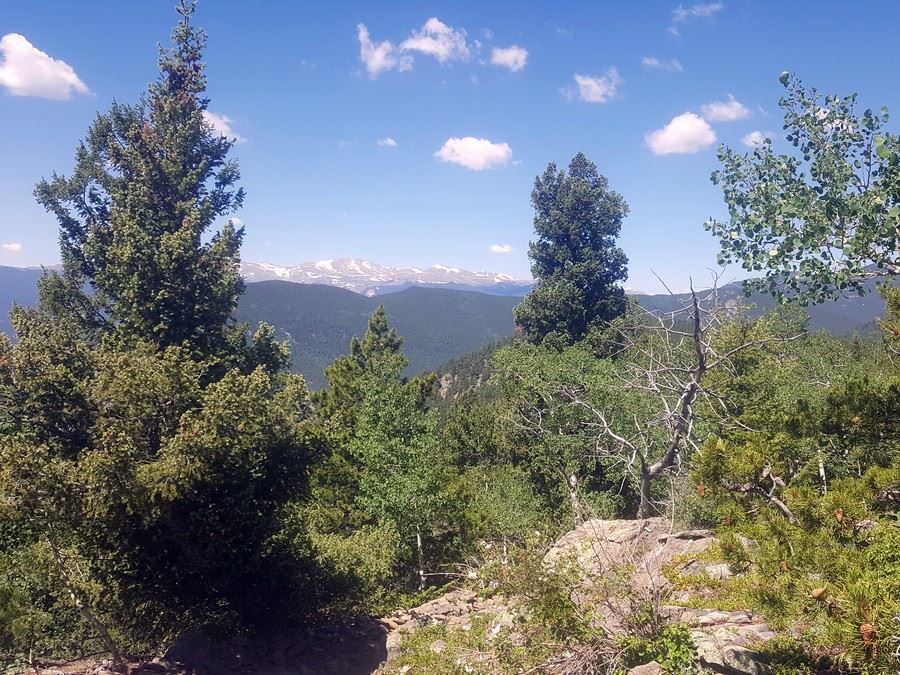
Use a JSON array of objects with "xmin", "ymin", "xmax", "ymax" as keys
[
  {"xmin": 349, "ymin": 351, "xmax": 452, "ymax": 589},
  {"xmin": 34, "ymin": 0, "xmax": 246, "ymax": 362},
  {"xmin": 0, "ymin": 4, "xmax": 311, "ymax": 661},
  {"xmin": 310, "ymin": 306, "xmax": 433, "ymax": 533},
  {"xmin": 315, "ymin": 305, "xmax": 405, "ymax": 441},
  {"xmin": 514, "ymin": 153, "xmax": 629, "ymax": 347}
]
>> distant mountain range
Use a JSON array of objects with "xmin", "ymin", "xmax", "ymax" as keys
[
  {"xmin": 0, "ymin": 264, "xmax": 891, "ymax": 388},
  {"xmin": 240, "ymin": 258, "xmax": 534, "ymax": 296}
]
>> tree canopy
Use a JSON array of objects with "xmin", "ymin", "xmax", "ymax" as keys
[
  {"xmin": 34, "ymin": 0, "xmax": 246, "ymax": 360},
  {"xmin": 514, "ymin": 153, "xmax": 629, "ymax": 347},
  {"xmin": 707, "ymin": 73, "xmax": 900, "ymax": 304}
]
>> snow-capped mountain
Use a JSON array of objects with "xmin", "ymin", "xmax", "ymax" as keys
[{"xmin": 240, "ymin": 258, "xmax": 534, "ymax": 297}]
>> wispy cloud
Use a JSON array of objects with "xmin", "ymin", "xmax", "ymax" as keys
[
  {"xmin": 400, "ymin": 17, "xmax": 470, "ymax": 63},
  {"xmin": 641, "ymin": 56, "xmax": 683, "ymax": 72},
  {"xmin": 569, "ymin": 68, "xmax": 622, "ymax": 103},
  {"xmin": 490, "ymin": 46, "xmax": 528, "ymax": 72},
  {"xmin": 434, "ymin": 137, "xmax": 512, "ymax": 170},
  {"xmin": 645, "ymin": 111, "xmax": 716, "ymax": 155},
  {"xmin": 202, "ymin": 111, "xmax": 246, "ymax": 143},
  {"xmin": 0, "ymin": 33, "xmax": 89, "ymax": 99},
  {"xmin": 668, "ymin": 3, "xmax": 724, "ymax": 35},
  {"xmin": 2, "ymin": 242, "xmax": 23, "ymax": 253},
  {"xmin": 701, "ymin": 94, "xmax": 751, "ymax": 121},
  {"xmin": 377, "ymin": 137, "xmax": 398, "ymax": 148},
  {"xmin": 357, "ymin": 23, "xmax": 412, "ymax": 78},
  {"xmin": 489, "ymin": 243, "xmax": 513, "ymax": 254}
]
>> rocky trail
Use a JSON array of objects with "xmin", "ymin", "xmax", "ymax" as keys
[{"xmin": 29, "ymin": 518, "xmax": 786, "ymax": 675}]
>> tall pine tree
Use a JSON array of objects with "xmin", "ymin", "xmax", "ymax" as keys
[
  {"xmin": 34, "ymin": 0, "xmax": 245, "ymax": 362},
  {"xmin": 0, "ymin": 4, "xmax": 311, "ymax": 662},
  {"xmin": 514, "ymin": 153, "xmax": 629, "ymax": 347}
]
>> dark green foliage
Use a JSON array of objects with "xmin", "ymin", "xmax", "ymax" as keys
[
  {"xmin": 33, "ymin": 2, "xmax": 246, "ymax": 362},
  {"xmin": 0, "ymin": 3, "xmax": 315, "ymax": 659},
  {"xmin": 515, "ymin": 153, "xmax": 629, "ymax": 346}
]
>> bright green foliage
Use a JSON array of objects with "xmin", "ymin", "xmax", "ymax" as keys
[
  {"xmin": 514, "ymin": 153, "xmax": 629, "ymax": 347},
  {"xmin": 687, "ymin": 317, "xmax": 900, "ymax": 670},
  {"xmin": 309, "ymin": 306, "xmax": 434, "ymax": 534},
  {"xmin": 439, "ymin": 393, "xmax": 513, "ymax": 466},
  {"xmin": 707, "ymin": 73, "xmax": 900, "ymax": 304},
  {"xmin": 618, "ymin": 623, "xmax": 696, "ymax": 674},
  {"xmin": 715, "ymin": 511, "xmax": 900, "ymax": 672},
  {"xmin": 457, "ymin": 465, "xmax": 551, "ymax": 544},
  {"xmin": 349, "ymin": 350, "xmax": 455, "ymax": 575},
  {"xmin": 302, "ymin": 307, "xmax": 452, "ymax": 600},
  {"xmin": 694, "ymin": 323, "xmax": 897, "ymax": 523},
  {"xmin": 491, "ymin": 342, "xmax": 636, "ymax": 519},
  {"xmin": 315, "ymin": 305, "xmax": 405, "ymax": 443},
  {"xmin": 33, "ymin": 1, "xmax": 247, "ymax": 362}
]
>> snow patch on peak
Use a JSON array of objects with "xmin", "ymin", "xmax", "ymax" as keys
[{"xmin": 240, "ymin": 259, "xmax": 533, "ymax": 296}]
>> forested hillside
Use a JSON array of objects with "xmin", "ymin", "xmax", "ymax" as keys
[
  {"xmin": 2, "ymin": 267, "xmax": 889, "ymax": 390},
  {"xmin": 235, "ymin": 281, "xmax": 519, "ymax": 388}
]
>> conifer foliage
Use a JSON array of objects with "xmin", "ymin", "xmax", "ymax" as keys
[
  {"xmin": 0, "ymin": 2, "xmax": 312, "ymax": 663},
  {"xmin": 34, "ymin": 0, "xmax": 246, "ymax": 360},
  {"xmin": 514, "ymin": 153, "xmax": 629, "ymax": 347}
]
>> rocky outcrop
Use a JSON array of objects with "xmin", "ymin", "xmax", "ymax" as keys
[
  {"xmin": 547, "ymin": 518, "xmax": 775, "ymax": 674},
  {"xmin": 383, "ymin": 518, "xmax": 776, "ymax": 674},
  {"xmin": 378, "ymin": 588, "xmax": 511, "ymax": 662},
  {"xmin": 30, "ymin": 519, "xmax": 776, "ymax": 675}
]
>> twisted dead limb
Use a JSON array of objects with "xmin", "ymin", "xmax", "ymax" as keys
[{"xmin": 563, "ymin": 274, "xmax": 803, "ymax": 518}]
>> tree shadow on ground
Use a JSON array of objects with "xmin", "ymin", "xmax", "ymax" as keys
[{"xmin": 165, "ymin": 617, "xmax": 388, "ymax": 675}]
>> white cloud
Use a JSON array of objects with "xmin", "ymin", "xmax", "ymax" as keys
[
  {"xmin": 742, "ymin": 130, "xmax": 774, "ymax": 148},
  {"xmin": 572, "ymin": 68, "xmax": 621, "ymax": 103},
  {"xmin": 202, "ymin": 111, "xmax": 246, "ymax": 143},
  {"xmin": 490, "ymin": 46, "xmax": 528, "ymax": 72},
  {"xmin": 2, "ymin": 242, "xmax": 23, "ymax": 253},
  {"xmin": 228, "ymin": 217, "xmax": 243, "ymax": 227},
  {"xmin": 0, "ymin": 33, "xmax": 89, "ymax": 100},
  {"xmin": 645, "ymin": 112, "xmax": 716, "ymax": 155},
  {"xmin": 668, "ymin": 3, "xmax": 724, "ymax": 35},
  {"xmin": 357, "ymin": 23, "xmax": 412, "ymax": 78},
  {"xmin": 489, "ymin": 243, "xmax": 513, "ymax": 253},
  {"xmin": 701, "ymin": 94, "xmax": 751, "ymax": 121},
  {"xmin": 434, "ymin": 137, "xmax": 512, "ymax": 170},
  {"xmin": 641, "ymin": 56, "xmax": 683, "ymax": 72},
  {"xmin": 377, "ymin": 137, "xmax": 398, "ymax": 148},
  {"xmin": 400, "ymin": 18, "xmax": 470, "ymax": 63}
]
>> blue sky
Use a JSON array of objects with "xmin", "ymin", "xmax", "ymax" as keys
[{"xmin": 1, "ymin": 1, "xmax": 899, "ymax": 292}]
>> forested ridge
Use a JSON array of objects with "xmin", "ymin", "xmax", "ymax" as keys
[{"xmin": 1, "ymin": 5, "xmax": 899, "ymax": 675}]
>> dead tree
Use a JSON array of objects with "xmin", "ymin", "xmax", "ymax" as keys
[{"xmin": 558, "ymin": 276, "xmax": 803, "ymax": 519}]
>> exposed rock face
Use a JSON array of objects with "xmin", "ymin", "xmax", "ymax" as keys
[
  {"xmin": 627, "ymin": 662, "xmax": 663, "ymax": 675},
  {"xmin": 382, "ymin": 519, "xmax": 775, "ymax": 675},
  {"xmin": 379, "ymin": 588, "xmax": 512, "ymax": 663},
  {"xmin": 548, "ymin": 518, "xmax": 775, "ymax": 674}
]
